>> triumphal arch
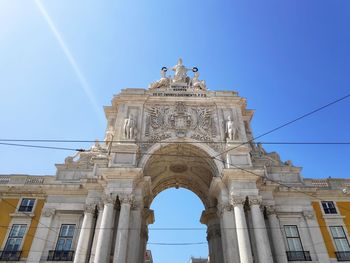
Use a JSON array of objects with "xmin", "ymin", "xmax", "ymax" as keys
[
  {"xmin": 80, "ymin": 58, "xmax": 273, "ymax": 263},
  {"xmin": 21, "ymin": 59, "xmax": 336, "ymax": 263}
]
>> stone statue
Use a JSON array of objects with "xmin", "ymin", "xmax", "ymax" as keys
[
  {"xmin": 104, "ymin": 128, "xmax": 114, "ymax": 154},
  {"xmin": 149, "ymin": 68, "xmax": 170, "ymax": 89},
  {"xmin": 191, "ymin": 72, "xmax": 207, "ymax": 90},
  {"xmin": 172, "ymin": 58, "xmax": 190, "ymax": 83},
  {"xmin": 90, "ymin": 139, "xmax": 103, "ymax": 152},
  {"xmin": 124, "ymin": 114, "xmax": 136, "ymax": 139},
  {"xmin": 256, "ymin": 143, "xmax": 266, "ymax": 156},
  {"xmin": 225, "ymin": 116, "xmax": 237, "ymax": 141}
]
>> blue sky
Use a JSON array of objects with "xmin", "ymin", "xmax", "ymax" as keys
[{"xmin": 0, "ymin": 1, "xmax": 350, "ymax": 262}]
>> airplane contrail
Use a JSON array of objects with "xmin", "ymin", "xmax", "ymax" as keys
[{"xmin": 34, "ymin": 0, "xmax": 105, "ymax": 121}]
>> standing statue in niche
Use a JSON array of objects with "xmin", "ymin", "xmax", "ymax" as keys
[
  {"xmin": 225, "ymin": 116, "xmax": 238, "ymax": 141},
  {"xmin": 172, "ymin": 58, "xmax": 190, "ymax": 83},
  {"xmin": 124, "ymin": 114, "xmax": 137, "ymax": 140},
  {"xmin": 104, "ymin": 128, "xmax": 114, "ymax": 154}
]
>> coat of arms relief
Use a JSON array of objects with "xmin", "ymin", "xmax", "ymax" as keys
[{"xmin": 142, "ymin": 102, "xmax": 221, "ymax": 152}]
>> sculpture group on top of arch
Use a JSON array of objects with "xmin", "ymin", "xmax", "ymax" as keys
[{"xmin": 149, "ymin": 58, "xmax": 207, "ymax": 91}]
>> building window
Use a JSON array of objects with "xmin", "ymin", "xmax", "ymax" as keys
[
  {"xmin": 18, "ymin": 198, "xmax": 35, "ymax": 212},
  {"xmin": 48, "ymin": 224, "xmax": 75, "ymax": 261},
  {"xmin": 322, "ymin": 201, "xmax": 337, "ymax": 214},
  {"xmin": 0, "ymin": 224, "xmax": 26, "ymax": 261},
  {"xmin": 284, "ymin": 225, "xmax": 311, "ymax": 261},
  {"xmin": 330, "ymin": 226, "xmax": 350, "ymax": 261}
]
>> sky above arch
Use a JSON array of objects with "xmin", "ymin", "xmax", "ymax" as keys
[{"xmin": 0, "ymin": 1, "xmax": 350, "ymax": 262}]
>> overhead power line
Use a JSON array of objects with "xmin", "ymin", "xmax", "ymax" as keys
[
  {"xmin": 1, "ymin": 139, "xmax": 350, "ymax": 145},
  {"xmin": 214, "ymin": 92, "xmax": 350, "ymax": 158}
]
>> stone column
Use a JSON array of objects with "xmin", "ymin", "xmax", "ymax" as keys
[
  {"xmin": 219, "ymin": 203, "xmax": 240, "ymax": 263},
  {"xmin": 250, "ymin": 197, "xmax": 273, "ymax": 263},
  {"xmin": 89, "ymin": 203, "xmax": 103, "ymax": 263},
  {"xmin": 200, "ymin": 208, "xmax": 224, "ymax": 263},
  {"xmin": 232, "ymin": 197, "xmax": 253, "ymax": 263},
  {"xmin": 126, "ymin": 203, "xmax": 142, "ymax": 263},
  {"xmin": 113, "ymin": 196, "xmax": 132, "ymax": 263},
  {"xmin": 138, "ymin": 208, "xmax": 154, "ymax": 263},
  {"xmin": 303, "ymin": 209, "xmax": 330, "ymax": 263},
  {"xmin": 266, "ymin": 206, "xmax": 288, "ymax": 263},
  {"xmin": 94, "ymin": 197, "xmax": 116, "ymax": 263},
  {"xmin": 27, "ymin": 207, "xmax": 55, "ymax": 262},
  {"xmin": 73, "ymin": 204, "xmax": 96, "ymax": 263}
]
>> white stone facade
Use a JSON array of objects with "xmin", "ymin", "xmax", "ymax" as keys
[{"xmin": 1, "ymin": 60, "xmax": 350, "ymax": 263}]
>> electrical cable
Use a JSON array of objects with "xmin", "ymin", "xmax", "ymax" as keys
[{"xmin": 213, "ymin": 92, "xmax": 350, "ymax": 158}]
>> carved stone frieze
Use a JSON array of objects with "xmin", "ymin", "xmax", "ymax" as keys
[{"xmin": 143, "ymin": 102, "xmax": 220, "ymax": 152}]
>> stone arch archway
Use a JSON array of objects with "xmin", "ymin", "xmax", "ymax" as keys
[{"xmin": 135, "ymin": 141, "xmax": 225, "ymax": 263}]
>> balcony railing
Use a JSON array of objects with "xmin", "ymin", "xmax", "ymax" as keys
[
  {"xmin": 47, "ymin": 250, "xmax": 74, "ymax": 261},
  {"xmin": 286, "ymin": 251, "xmax": 312, "ymax": 261},
  {"xmin": 335, "ymin": 251, "xmax": 350, "ymax": 261},
  {"xmin": 18, "ymin": 205, "xmax": 34, "ymax": 212},
  {"xmin": 0, "ymin": 250, "xmax": 21, "ymax": 261}
]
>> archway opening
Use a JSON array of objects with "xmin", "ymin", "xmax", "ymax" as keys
[
  {"xmin": 147, "ymin": 188, "xmax": 208, "ymax": 263},
  {"xmin": 140, "ymin": 142, "xmax": 222, "ymax": 262}
]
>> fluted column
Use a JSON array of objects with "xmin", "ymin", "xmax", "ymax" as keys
[
  {"xmin": 250, "ymin": 197, "xmax": 273, "ymax": 263},
  {"xmin": 219, "ymin": 203, "xmax": 240, "ymax": 263},
  {"xmin": 232, "ymin": 197, "xmax": 253, "ymax": 263},
  {"xmin": 266, "ymin": 206, "xmax": 288, "ymax": 263},
  {"xmin": 27, "ymin": 207, "xmax": 55, "ymax": 262},
  {"xmin": 113, "ymin": 196, "xmax": 132, "ymax": 263},
  {"xmin": 94, "ymin": 196, "xmax": 116, "ymax": 263},
  {"xmin": 74, "ymin": 204, "xmax": 96, "ymax": 263}
]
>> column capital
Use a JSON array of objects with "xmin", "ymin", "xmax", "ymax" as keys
[
  {"xmin": 230, "ymin": 196, "xmax": 245, "ymax": 206},
  {"xmin": 218, "ymin": 203, "xmax": 233, "ymax": 215},
  {"xmin": 200, "ymin": 208, "xmax": 218, "ymax": 225},
  {"xmin": 102, "ymin": 194, "xmax": 116, "ymax": 205},
  {"xmin": 84, "ymin": 203, "xmax": 97, "ymax": 214},
  {"xmin": 249, "ymin": 196, "xmax": 262, "ymax": 206},
  {"xmin": 119, "ymin": 195, "xmax": 134, "ymax": 205},
  {"xmin": 265, "ymin": 205, "xmax": 276, "ymax": 216},
  {"xmin": 42, "ymin": 207, "xmax": 55, "ymax": 217}
]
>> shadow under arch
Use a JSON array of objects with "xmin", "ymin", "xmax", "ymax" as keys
[{"xmin": 139, "ymin": 138, "xmax": 224, "ymax": 209}]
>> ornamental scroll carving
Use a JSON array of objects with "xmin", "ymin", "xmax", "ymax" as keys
[{"xmin": 143, "ymin": 102, "xmax": 222, "ymax": 152}]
